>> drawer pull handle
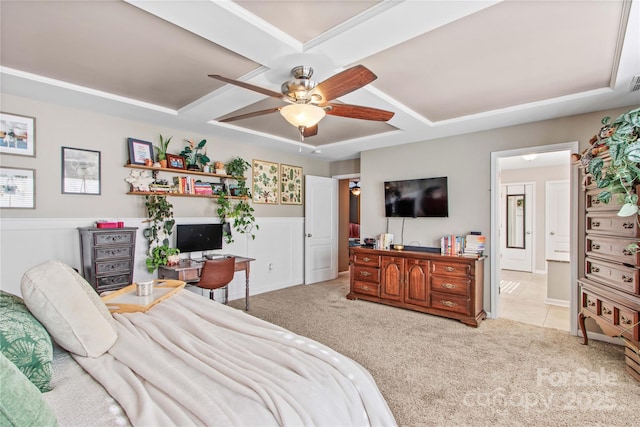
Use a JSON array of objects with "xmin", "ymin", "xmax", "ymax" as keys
[
  {"xmin": 621, "ymin": 275, "xmax": 633, "ymax": 283},
  {"xmin": 441, "ymin": 283, "xmax": 456, "ymax": 289},
  {"xmin": 620, "ymin": 315, "xmax": 632, "ymax": 325},
  {"xmin": 360, "ymin": 271, "xmax": 372, "ymax": 277},
  {"xmin": 445, "ymin": 266, "xmax": 455, "ymax": 272},
  {"xmin": 441, "ymin": 300, "xmax": 458, "ymax": 307},
  {"xmin": 587, "ymin": 299, "xmax": 596, "ymax": 307},
  {"xmin": 593, "ymin": 199, "xmax": 600, "ymax": 205},
  {"xmin": 361, "ymin": 285, "xmax": 370, "ymax": 291},
  {"xmin": 623, "ymin": 222, "xmax": 634, "ymax": 229},
  {"xmin": 362, "ymin": 257, "xmax": 371, "ymax": 262},
  {"xmin": 592, "ymin": 220, "xmax": 601, "ymax": 227},
  {"xmin": 592, "ymin": 243, "xmax": 601, "ymax": 250},
  {"xmin": 601, "ymin": 306, "xmax": 612, "ymax": 315},
  {"xmin": 590, "ymin": 266, "xmax": 600, "ymax": 273},
  {"xmin": 622, "ymin": 248, "xmax": 634, "ymax": 256}
]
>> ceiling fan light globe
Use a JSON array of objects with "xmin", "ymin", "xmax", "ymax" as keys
[{"xmin": 280, "ymin": 104, "xmax": 326, "ymax": 128}]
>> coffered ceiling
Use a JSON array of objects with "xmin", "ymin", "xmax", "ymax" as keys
[{"xmin": 1, "ymin": 1, "xmax": 639, "ymax": 161}]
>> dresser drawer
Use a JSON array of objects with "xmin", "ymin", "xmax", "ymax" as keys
[
  {"xmin": 585, "ymin": 189, "xmax": 626, "ymax": 211},
  {"xmin": 352, "ymin": 266, "xmax": 380, "ymax": 284},
  {"xmin": 431, "ymin": 261, "xmax": 470, "ymax": 277},
  {"xmin": 580, "ymin": 287, "xmax": 640, "ymax": 341},
  {"xmin": 96, "ymin": 274, "xmax": 131, "ymax": 291},
  {"xmin": 430, "ymin": 292, "xmax": 471, "ymax": 315},
  {"xmin": 95, "ymin": 245, "xmax": 133, "ymax": 261},
  {"xmin": 586, "ymin": 213, "xmax": 640, "ymax": 237},
  {"xmin": 93, "ymin": 231, "xmax": 135, "ymax": 246},
  {"xmin": 352, "ymin": 281, "xmax": 380, "ymax": 297},
  {"xmin": 585, "ymin": 257, "xmax": 640, "ymax": 295},
  {"xmin": 95, "ymin": 259, "xmax": 132, "ymax": 275},
  {"xmin": 352, "ymin": 252, "xmax": 381, "ymax": 267},
  {"xmin": 586, "ymin": 235, "xmax": 640, "ymax": 266},
  {"xmin": 430, "ymin": 275, "xmax": 471, "ymax": 297}
]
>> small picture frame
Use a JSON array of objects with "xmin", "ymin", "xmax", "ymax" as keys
[
  {"xmin": 0, "ymin": 112, "xmax": 36, "ymax": 157},
  {"xmin": 0, "ymin": 167, "xmax": 35, "ymax": 209},
  {"xmin": 166, "ymin": 154, "xmax": 185, "ymax": 169},
  {"xmin": 280, "ymin": 164, "xmax": 303, "ymax": 205},
  {"xmin": 211, "ymin": 182, "xmax": 226, "ymax": 195},
  {"xmin": 127, "ymin": 138, "xmax": 154, "ymax": 165},
  {"xmin": 61, "ymin": 147, "xmax": 101, "ymax": 195}
]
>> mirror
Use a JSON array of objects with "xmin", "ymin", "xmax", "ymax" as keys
[{"xmin": 507, "ymin": 194, "xmax": 525, "ymax": 249}]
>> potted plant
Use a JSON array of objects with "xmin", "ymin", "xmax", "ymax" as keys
[
  {"xmin": 215, "ymin": 157, "xmax": 257, "ymax": 243},
  {"xmin": 143, "ymin": 195, "xmax": 176, "ymax": 267},
  {"xmin": 154, "ymin": 134, "xmax": 172, "ymax": 168},
  {"xmin": 146, "ymin": 244, "xmax": 180, "ymax": 273},
  {"xmin": 180, "ymin": 139, "xmax": 210, "ymax": 171}
]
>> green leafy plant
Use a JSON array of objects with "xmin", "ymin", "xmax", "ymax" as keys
[
  {"xmin": 215, "ymin": 157, "xmax": 258, "ymax": 243},
  {"xmin": 143, "ymin": 195, "xmax": 176, "ymax": 267},
  {"xmin": 180, "ymin": 139, "xmax": 210, "ymax": 170},
  {"xmin": 584, "ymin": 107, "xmax": 640, "ymax": 216},
  {"xmin": 146, "ymin": 244, "xmax": 180, "ymax": 273},
  {"xmin": 154, "ymin": 134, "xmax": 172, "ymax": 162}
]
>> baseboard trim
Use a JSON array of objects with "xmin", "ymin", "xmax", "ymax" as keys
[{"xmin": 545, "ymin": 297, "xmax": 569, "ymax": 307}]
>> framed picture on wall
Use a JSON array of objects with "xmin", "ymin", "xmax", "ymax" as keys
[
  {"xmin": 0, "ymin": 167, "xmax": 35, "ymax": 209},
  {"xmin": 252, "ymin": 159, "xmax": 279, "ymax": 204},
  {"xmin": 166, "ymin": 154, "xmax": 185, "ymax": 169},
  {"xmin": 0, "ymin": 112, "xmax": 36, "ymax": 157},
  {"xmin": 61, "ymin": 147, "xmax": 101, "ymax": 195},
  {"xmin": 280, "ymin": 164, "xmax": 303, "ymax": 205},
  {"xmin": 127, "ymin": 138, "xmax": 154, "ymax": 165}
]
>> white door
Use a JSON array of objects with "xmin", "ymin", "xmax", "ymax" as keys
[
  {"xmin": 546, "ymin": 180, "xmax": 570, "ymax": 262},
  {"xmin": 305, "ymin": 175, "xmax": 338, "ymax": 284},
  {"xmin": 501, "ymin": 183, "xmax": 533, "ymax": 272}
]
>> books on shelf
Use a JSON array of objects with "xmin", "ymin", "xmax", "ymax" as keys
[{"xmin": 440, "ymin": 233, "xmax": 485, "ymax": 257}]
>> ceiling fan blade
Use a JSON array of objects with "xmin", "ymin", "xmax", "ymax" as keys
[
  {"xmin": 303, "ymin": 124, "xmax": 318, "ymax": 137},
  {"xmin": 313, "ymin": 65, "xmax": 377, "ymax": 104},
  {"xmin": 218, "ymin": 107, "xmax": 281, "ymax": 123},
  {"xmin": 326, "ymin": 103, "xmax": 394, "ymax": 121},
  {"xmin": 208, "ymin": 75, "xmax": 283, "ymax": 98}
]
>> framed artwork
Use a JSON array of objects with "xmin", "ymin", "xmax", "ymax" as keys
[
  {"xmin": 0, "ymin": 167, "xmax": 35, "ymax": 209},
  {"xmin": 252, "ymin": 159, "xmax": 279, "ymax": 204},
  {"xmin": 61, "ymin": 147, "xmax": 101, "ymax": 195},
  {"xmin": 166, "ymin": 154, "xmax": 185, "ymax": 169},
  {"xmin": 127, "ymin": 138, "xmax": 154, "ymax": 165},
  {"xmin": 280, "ymin": 164, "xmax": 303, "ymax": 205},
  {"xmin": 0, "ymin": 112, "xmax": 36, "ymax": 157}
]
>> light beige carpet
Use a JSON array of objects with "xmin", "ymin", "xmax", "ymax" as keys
[{"xmin": 230, "ymin": 273, "xmax": 639, "ymax": 426}]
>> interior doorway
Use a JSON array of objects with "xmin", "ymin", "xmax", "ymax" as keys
[
  {"xmin": 337, "ymin": 176, "xmax": 360, "ymax": 272},
  {"xmin": 490, "ymin": 142, "xmax": 579, "ymax": 335}
]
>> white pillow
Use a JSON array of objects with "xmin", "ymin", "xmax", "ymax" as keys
[{"xmin": 20, "ymin": 260, "xmax": 117, "ymax": 357}]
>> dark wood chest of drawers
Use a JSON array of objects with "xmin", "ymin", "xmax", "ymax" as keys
[
  {"xmin": 348, "ymin": 247, "xmax": 485, "ymax": 327},
  {"xmin": 578, "ymin": 166, "xmax": 640, "ymax": 381},
  {"xmin": 79, "ymin": 227, "xmax": 137, "ymax": 293}
]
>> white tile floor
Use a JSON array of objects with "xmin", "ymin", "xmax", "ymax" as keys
[{"xmin": 499, "ymin": 269, "xmax": 569, "ymax": 331}]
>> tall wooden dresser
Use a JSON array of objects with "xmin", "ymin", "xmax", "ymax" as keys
[
  {"xmin": 78, "ymin": 227, "xmax": 137, "ymax": 293},
  {"xmin": 577, "ymin": 157, "xmax": 640, "ymax": 381}
]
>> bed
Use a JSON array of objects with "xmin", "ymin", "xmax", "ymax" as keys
[{"xmin": 1, "ymin": 260, "xmax": 396, "ymax": 426}]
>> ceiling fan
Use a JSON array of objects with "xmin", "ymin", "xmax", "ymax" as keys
[{"xmin": 209, "ymin": 65, "xmax": 394, "ymax": 138}]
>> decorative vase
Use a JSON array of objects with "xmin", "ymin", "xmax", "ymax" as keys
[{"xmin": 159, "ymin": 159, "xmax": 168, "ymax": 168}]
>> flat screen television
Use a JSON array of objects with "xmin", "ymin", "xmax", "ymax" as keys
[
  {"xmin": 384, "ymin": 176, "xmax": 448, "ymax": 218},
  {"xmin": 175, "ymin": 223, "xmax": 223, "ymax": 253}
]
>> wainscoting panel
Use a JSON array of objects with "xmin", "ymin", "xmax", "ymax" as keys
[{"xmin": 0, "ymin": 217, "xmax": 304, "ymax": 301}]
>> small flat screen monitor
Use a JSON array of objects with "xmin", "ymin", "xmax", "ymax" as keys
[
  {"xmin": 175, "ymin": 223, "xmax": 223, "ymax": 253},
  {"xmin": 384, "ymin": 176, "xmax": 448, "ymax": 218}
]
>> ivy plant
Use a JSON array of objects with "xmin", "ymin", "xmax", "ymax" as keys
[
  {"xmin": 144, "ymin": 194, "xmax": 175, "ymax": 253},
  {"xmin": 216, "ymin": 157, "xmax": 258, "ymax": 243},
  {"xmin": 146, "ymin": 244, "xmax": 180, "ymax": 273}
]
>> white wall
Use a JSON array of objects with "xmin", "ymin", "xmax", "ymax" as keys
[
  {"xmin": 0, "ymin": 217, "xmax": 304, "ymax": 300},
  {"xmin": 358, "ymin": 106, "xmax": 636, "ymax": 314}
]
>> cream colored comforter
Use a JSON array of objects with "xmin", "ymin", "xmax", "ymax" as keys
[{"xmin": 74, "ymin": 290, "xmax": 396, "ymax": 426}]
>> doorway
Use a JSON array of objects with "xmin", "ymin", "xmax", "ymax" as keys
[
  {"xmin": 490, "ymin": 142, "xmax": 578, "ymax": 335},
  {"xmin": 337, "ymin": 176, "xmax": 360, "ymax": 272}
]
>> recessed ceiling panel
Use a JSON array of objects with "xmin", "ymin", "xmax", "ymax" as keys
[
  {"xmin": 235, "ymin": 1, "xmax": 381, "ymax": 43},
  {"xmin": 0, "ymin": 1, "xmax": 259, "ymax": 109},
  {"xmin": 363, "ymin": 1, "xmax": 624, "ymax": 122}
]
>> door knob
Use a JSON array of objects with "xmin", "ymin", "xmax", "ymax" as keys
[
  {"xmin": 306, "ymin": 233, "xmax": 312, "ymax": 237},
  {"xmin": 550, "ymin": 232, "xmax": 555, "ymax": 235}
]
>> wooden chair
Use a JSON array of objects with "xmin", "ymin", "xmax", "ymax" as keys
[{"xmin": 196, "ymin": 257, "xmax": 235, "ymax": 304}]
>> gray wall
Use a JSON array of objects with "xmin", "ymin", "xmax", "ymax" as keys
[
  {"xmin": 0, "ymin": 93, "xmax": 331, "ymax": 220},
  {"xmin": 359, "ymin": 106, "xmax": 637, "ymax": 314}
]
